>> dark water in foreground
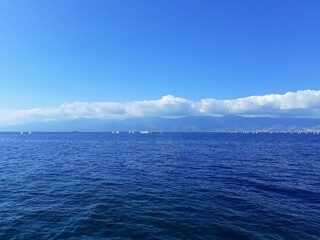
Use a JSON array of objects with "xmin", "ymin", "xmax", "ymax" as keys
[{"xmin": 0, "ymin": 132, "xmax": 319, "ymax": 240}]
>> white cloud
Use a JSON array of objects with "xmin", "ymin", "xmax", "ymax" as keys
[{"xmin": 1, "ymin": 90, "xmax": 320, "ymax": 125}]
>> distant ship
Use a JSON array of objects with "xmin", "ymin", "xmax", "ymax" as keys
[
  {"xmin": 20, "ymin": 131, "xmax": 32, "ymax": 135},
  {"xmin": 140, "ymin": 131, "xmax": 156, "ymax": 134},
  {"xmin": 112, "ymin": 131, "xmax": 120, "ymax": 134}
]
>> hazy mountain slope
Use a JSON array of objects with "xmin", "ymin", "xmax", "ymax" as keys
[{"xmin": 1, "ymin": 116, "xmax": 320, "ymax": 132}]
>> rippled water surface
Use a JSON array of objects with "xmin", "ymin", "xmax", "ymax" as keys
[{"xmin": 0, "ymin": 132, "xmax": 319, "ymax": 239}]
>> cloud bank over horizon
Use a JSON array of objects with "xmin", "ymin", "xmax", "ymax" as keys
[{"xmin": 1, "ymin": 90, "xmax": 320, "ymax": 126}]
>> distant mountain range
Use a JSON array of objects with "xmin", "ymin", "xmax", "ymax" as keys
[{"xmin": 1, "ymin": 116, "xmax": 320, "ymax": 132}]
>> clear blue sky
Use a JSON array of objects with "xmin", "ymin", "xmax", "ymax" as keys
[{"xmin": 0, "ymin": 0, "xmax": 319, "ymax": 109}]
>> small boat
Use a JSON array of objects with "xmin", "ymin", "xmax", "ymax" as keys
[
  {"xmin": 112, "ymin": 131, "xmax": 120, "ymax": 134},
  {"xmin": 128, "ymin": 131, "xmax": 135, "ymax": 134},
  {"xmin": 20, "ymin": 131, "xmax": 24, "ymax": 135}
]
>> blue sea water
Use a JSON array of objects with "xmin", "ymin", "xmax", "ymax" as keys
[{"xmin": 0, "ymin": 132, "xmax": 319, "ymax": 240}]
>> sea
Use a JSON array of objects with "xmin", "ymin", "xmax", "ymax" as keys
[{"xmin": 0, "ymin": 132, "xmax": 319, "ymax": 240}]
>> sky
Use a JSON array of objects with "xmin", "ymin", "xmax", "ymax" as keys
[{"xmin": 0, "ymin": 0, "xmax": 320, "ymax": 123}]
